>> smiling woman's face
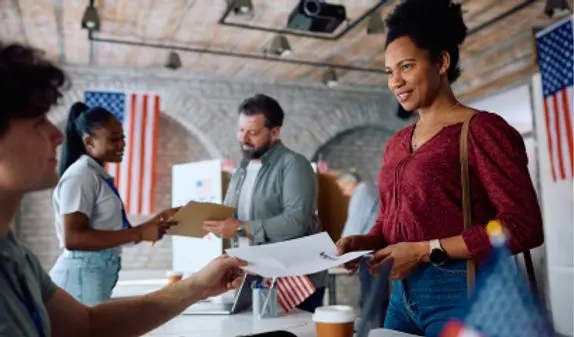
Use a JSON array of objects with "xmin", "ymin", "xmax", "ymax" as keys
[{"xmin": 384, "ymin": 36, "xmax": 444, "ymax": 112}]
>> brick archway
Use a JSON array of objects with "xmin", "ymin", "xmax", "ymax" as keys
[{"xmin": 312, "ymin": 125, "xmax": 396, "ymax": 182}]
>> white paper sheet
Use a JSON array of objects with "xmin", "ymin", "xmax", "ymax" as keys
[{"xmin": 225, "ymin": 232, "xmax": 372, "ymax": 278}]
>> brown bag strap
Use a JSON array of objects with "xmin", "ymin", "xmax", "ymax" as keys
[
  {"xmin": 459, "ymin": 111, "xmax": 539, "ymax": 296},
  {"xmin": 459, "ymin": 112, "xmax": 476, "ymax": 295}
]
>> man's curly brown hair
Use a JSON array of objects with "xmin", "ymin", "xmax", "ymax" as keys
[{"xmin": 0, "ymin": 43, "xmax": 68, "ymax": 136}]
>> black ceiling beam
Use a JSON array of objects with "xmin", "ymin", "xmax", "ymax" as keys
[
  {"xmin": 83, "ymin": 0, "xmax": 538, "ymax": 77},
  {"xmin": 218, "ymin": 0, "xmax": 389, "ymax": 41},
  {"xmin": 87, "ymin": 31, "xmax": 387, "ymax": 74}
]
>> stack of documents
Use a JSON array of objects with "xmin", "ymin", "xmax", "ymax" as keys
[{"xmin": 226, "ymin": 232, "xmax": 372, "ymax": 278}]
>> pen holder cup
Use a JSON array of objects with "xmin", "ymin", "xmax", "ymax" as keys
[{"xmin": 252, "ymin": 287, "xmax": 281, "ymax": 318}]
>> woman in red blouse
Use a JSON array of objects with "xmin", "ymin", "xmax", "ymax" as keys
[{"xmin": 336, "ymin": 0, "xmax": 543, "ymax": 335}]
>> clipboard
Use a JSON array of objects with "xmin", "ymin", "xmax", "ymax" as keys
[{"xmin": 166, "ymin": 201, "xmax": 236, "ymax": 238}]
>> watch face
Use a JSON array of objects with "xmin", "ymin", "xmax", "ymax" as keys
[{"xmin": 429, "ymin": 248, "xmax": 448, "ymax": 265}]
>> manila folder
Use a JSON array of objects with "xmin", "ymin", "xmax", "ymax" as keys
[{"xmin": 166, "ymin": 201, "xmax": 236, "ymax": 238}]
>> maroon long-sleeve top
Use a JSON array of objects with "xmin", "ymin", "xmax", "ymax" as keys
[{"xmin": 369, "ymin": 111, "xmax": 543, "ymax": 263}]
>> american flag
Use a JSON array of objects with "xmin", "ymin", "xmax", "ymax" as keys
[
  {"xmin": 194, "ymin": 178, "xmax": 214, "ymax": 202},
  {"xmin": 276, "ymin": 275, "xmax": 316, "ymax": 313},
  {"xmin": 84, "ymin": 90, "xmax": 160, "ymax": 215},
  {"xmin": 440, "ymin": 222, "xmax": 554, "ymax": 337},
  {"xmin": 535, "ymin": 17, "xmax": 574, "ymax": 182}
]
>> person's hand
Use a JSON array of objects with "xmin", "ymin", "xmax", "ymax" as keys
[
  {"xmin": 136, "ymin": 219, "xmax": 174, "ymax": 242},
  {"xmin": 152, "ymin": 207, "xmax": 181, "ymax": 223},
  {"xmin": 191, "ymin": 255, "xmax": 248, "ymax": 299},
  {"xmin": 202, "ymin": 218, "xmax": 240, "ymax": 238},
  {"xmin": 336, "ymin": 235, "xmax": 384, "ymax": 273},
  {"xmin": 136, "ymin": 208, "xmax": 180, "ymax": 242},
  {"xmin": 367, "ymin": 242, "xmax": 428, "ymax": 280}
]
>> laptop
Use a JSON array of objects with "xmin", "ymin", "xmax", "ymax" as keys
[{"xmin": 182, "ymin": 274, "xmax": 260, "ymax": 315}]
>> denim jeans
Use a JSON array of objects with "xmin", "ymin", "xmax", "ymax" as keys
[
  {"xmin": 359, "ymin": 263, "xmax": 389, "ymax": 329},
  {"xmin": 49, "ymin": 250, "xmax": 121, "ymax": 306},
  {"xmin": 384, "ymin": 260, "xmax": 467, "ymax": 337}
]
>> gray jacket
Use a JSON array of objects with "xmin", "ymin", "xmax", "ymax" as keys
[{"xmin": 224, "ymin": 140, "xmax": 327, "ymax": 288}]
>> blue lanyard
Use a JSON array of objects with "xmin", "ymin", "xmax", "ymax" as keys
[
  {"xmin": 0, "ymin": 266, "xmax": 45, "ymax": 337},
  {"xmin": 102, "ymin": 178, "xmax": 131, "ymax": 229}
]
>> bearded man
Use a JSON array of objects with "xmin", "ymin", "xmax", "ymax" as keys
[{"xmin": 203, "ymin": 94, "xmax": 327, "ymax": 313}]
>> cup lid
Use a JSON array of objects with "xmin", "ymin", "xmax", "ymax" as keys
[
  {"xmin": 312, "ymin": 305, "xmax": 355, "ymax": 324},
  {"xmin": 166, "ymin": 271, "xmax": 183, "ymax": 277}
]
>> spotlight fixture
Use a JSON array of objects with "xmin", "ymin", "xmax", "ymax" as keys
[
  {"xmin": 544, "ymin": 0, "xmax": 571, "ymax": 17},
  {"xmin": 287, "ymin": 0, "xmax": 347, "ymax": 33},
  {"xmin": 323, "ymin": 68, "xmax": 338, "ymax": 87},
  {"xmin": 226, "ymin": 0, "xmax": 254, "ymax": 15},
  {"xmin": 264, "ymin": 34, "xmax": 292, "ymax": 57},
  {"xmin": 164, "ymin": 51, "xmax": 182, "ymax": 70},
  {"xmin": 81, "ymin": 0, "xmax": 100, "ymax": 31},
  {"xmin": 366, "ymin": 11, "xmax": 385, "ymax": 35}
]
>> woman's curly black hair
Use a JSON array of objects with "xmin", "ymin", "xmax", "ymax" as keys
[
  {"xmin": 0, "ymin": 42, "xmax": 68, "ymax": 136},
  {"xmin": 385, "ymin": 0, "xmax": 468, "ymax": 83}
]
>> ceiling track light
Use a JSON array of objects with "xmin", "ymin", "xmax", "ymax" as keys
[
  {"xmin": 544, "ymin": 0, "xmax": 572, "ymax": 17},
  {"xmin": 81, "ymin": 0, "xmax": 100, "ymax": 32},
  {"xmin": 225, "ymin": 0, "xmax": 254, "ymax": 16},
  {"xmin": 264, "ymin": 34, "xmax": 292, "ymax": 57},
  {"xmin": 164, "ymin": 51, "xmax": 182, "ymax": 70},
  {"xmin": 323, "ymin": 68, "xmax": 338, "ymax": 87}
]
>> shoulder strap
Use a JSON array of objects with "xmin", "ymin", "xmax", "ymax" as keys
[{"xmin": 459, "ymin": 111, "xmax": 476, "ymax": 295}]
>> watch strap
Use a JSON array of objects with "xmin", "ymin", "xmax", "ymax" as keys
[{"xmin": 429, "ymin": 239, "xmax": 442, "ymax": 252}]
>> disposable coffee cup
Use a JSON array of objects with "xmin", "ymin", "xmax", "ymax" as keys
[
  {"xmin": 312, "ymin": 305, "xmax": 355, "ymax": 337},
  {"xmin": 166, "ymin": 271, "xmax": 183, "ymax": 285}
]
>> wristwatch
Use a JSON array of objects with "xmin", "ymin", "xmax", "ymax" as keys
[
  {"xmin": 235, "ymin": 222, "xmax": 247, "ymax": 238},
  {"xmin": 429, "ymin": 239, "xmax": 448, "ymax": 266}
]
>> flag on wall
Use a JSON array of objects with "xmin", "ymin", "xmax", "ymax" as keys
[
  {"xmin": 535, "ymin": 17, "xmax": 574, "ymax": 182},
  {"xmin": 276, "ymin": 275, "xmax": 316, "ymax": 313},
  {"xmin": 440, "ymin": 222, "xmax": 554, "ymax": 337},
  {"xmin": 84, "ymin": 90, "xmax": 160, "ymax": 215}
]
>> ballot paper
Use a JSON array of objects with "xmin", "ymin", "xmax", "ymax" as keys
[{"xmin": 225, "ymin": 232, "xmax": 372, "ymax": 278}]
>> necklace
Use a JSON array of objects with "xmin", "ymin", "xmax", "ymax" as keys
[{"xmin": 411, "ymin": 101, "xmax": 461, "ymax": 151}]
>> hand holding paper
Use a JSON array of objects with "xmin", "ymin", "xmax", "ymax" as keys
[
  {"xmin": 225, "ymin": 232, "xmax": 372, "ymax": 278},
  {"xmin": 202, "ymin": 218, "xmax": 241, "ymax": 239}
]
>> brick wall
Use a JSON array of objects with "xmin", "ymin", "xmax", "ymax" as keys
[
  {"xmin": 313, "ymin": 126, "xmax": 395, "ymax": 183},
  {"xmin": 16, "ymin": 66, "xmax": 405, "ymax": 271}
]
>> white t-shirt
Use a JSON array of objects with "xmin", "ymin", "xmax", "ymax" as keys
[
  {"xmin": 52, "ymin": 155, "xmax": 125, "ymax": 253},
  {"xmin": 236, "ymin": 161, "xmax": 262, "ymax": 247}
]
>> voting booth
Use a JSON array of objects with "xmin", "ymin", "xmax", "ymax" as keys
[{"xmin": 171, "ymin": 159, "xmax": 231, "ymax": 276}]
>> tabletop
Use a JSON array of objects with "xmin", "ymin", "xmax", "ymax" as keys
[{"xmin": 144, "ymin": 310, "xmax": 315, "ymax": 337}]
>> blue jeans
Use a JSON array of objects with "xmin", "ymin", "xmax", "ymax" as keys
[
  {"xmin": 49, "ymin": 250, "xmax": 121, "ymax": 306},
  {"xmin": 360, "ymin": 263, "xmax": 388, "ymax": 328},
  {"xmin": 384, "ymin": 260, "xmax": 467, "ymax": 337}
]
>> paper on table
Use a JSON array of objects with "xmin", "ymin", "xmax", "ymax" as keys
[
  {"xmin": 225, "ymin": 232, "xmax": 372, "ymax": 278},
  {"xmin": 166, "ymin": 201, "xmax": 236, "ymax": 238}
]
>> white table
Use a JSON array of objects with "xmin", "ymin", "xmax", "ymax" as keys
[
  {"xmin": 144, "ymin": 311, "xmax": 419, "ymax": 337},
  {"xmin": 144, "ymin": 310, "xmax": 315, "ymax": 337}
]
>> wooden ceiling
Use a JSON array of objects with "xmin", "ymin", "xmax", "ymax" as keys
[{"xmin": 0, "ymin": 0, "xmax": 570, "ymax": 101}]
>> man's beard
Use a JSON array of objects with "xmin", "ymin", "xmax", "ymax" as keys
[{"xmin": 240, "ymin": 138, "xmax": 273, "ymax": 159}]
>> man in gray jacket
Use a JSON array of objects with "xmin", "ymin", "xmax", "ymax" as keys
[{"xmin": 203, "ymin": 94, "xmax": 327, "ymax": 312}]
